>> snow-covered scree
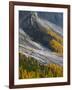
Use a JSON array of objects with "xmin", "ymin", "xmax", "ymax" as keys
[{"xmin": 19, "ymin": 29, "xmax": 63, "ymax": 66}]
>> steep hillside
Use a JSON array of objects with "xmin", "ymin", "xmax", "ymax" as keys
[
  {"xmin": 19, "ymin": 11, "xmax": 63, "ymax": 55},
  {"xmin": 19, "ymin": 11, "xmax": 63, "ymax": 79}
]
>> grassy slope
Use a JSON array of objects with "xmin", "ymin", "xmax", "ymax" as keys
[{"xmin": 19, "ymin": 53, "xmax": 63, "ymax": 79}]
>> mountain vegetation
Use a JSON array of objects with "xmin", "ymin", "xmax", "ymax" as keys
[
  {"xmin": 41, "ymin": 26, "xmax": 63, "ymax": 56},
  {"xmin": 19, "ymin": 53, "xmax": 63, "ymax": 79}
]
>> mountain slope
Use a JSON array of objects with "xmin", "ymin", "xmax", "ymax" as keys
[
  {"xmin": 19, "ymin": 11, "xmax": 63, "ymax": 66},
  {"xmin": 19, "ymin": 29, "xmax": 63, "ymax": 66}
]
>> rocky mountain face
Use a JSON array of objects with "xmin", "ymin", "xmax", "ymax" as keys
[
  {"xmin": 19, "ymin": 11, "xmax": 63, "ymax": 48},
  {"xmin": 38, "ymin": 12, "xmax": 63, "ymax": 28},
  {"xmin": 19, "ymin": 11, "xmax": 63, "ymax": 66},
  {"xmin": 19, "ymin": 11, "xmax": 63, "ymax": 28}
]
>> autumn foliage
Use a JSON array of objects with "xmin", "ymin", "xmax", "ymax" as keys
[
  {"xmin": 19, "ymin": 53, "xmax": 63, "ymax": 79},
  {"xmin": 45, "ymin": 27, "xmax": 63, "ymax": 56}
]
